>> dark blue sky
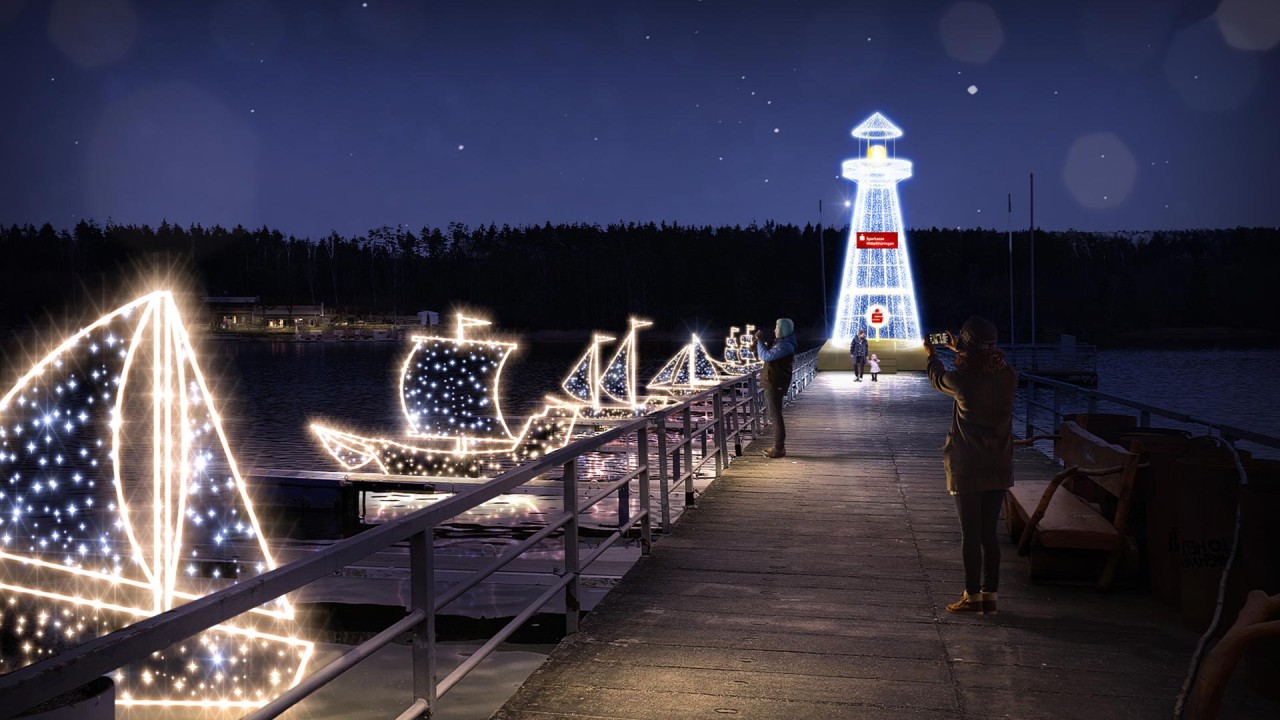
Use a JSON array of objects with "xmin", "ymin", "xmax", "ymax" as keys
[{"xmin": 3, "ymin": 0, "xmax": 1278, "ymax": 238}]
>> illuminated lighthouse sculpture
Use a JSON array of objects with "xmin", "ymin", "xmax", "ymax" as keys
[{"xmin": 831, "ymin": 112, "xmax": 923, "ymax": 345}]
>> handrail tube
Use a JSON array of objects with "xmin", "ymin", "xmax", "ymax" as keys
[
  {"xmin": 395, "ymin": 698, "xmax": 430, "ymax": 720},
  {"xmin": 244, "ymin": 608, "xmax": 428, "ymax": 720},
  {"xmin": 436, "ymin": 574, "xmax": 574, "ymax": 698}
]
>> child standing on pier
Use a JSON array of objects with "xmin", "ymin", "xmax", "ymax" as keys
[{"xmin": 868, "ymin": 354, "xmax": 880, "ymax": 381}]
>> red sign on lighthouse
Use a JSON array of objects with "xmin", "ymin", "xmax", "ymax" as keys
[{"xmin": 856, "ymin": 231, "xmax": 899, "ymax": 249}]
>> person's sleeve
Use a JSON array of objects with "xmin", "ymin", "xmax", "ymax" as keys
[
  {"xmin": 757, "ymin": 339, "xmax": 784, "ymax": 362},
  {"xmin": 926, "ymin": 354, "xmax": 959, "ymax": 397}
]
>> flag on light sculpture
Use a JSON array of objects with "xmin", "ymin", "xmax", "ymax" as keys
[{"xmin": 832, "ymin": 112, "xmax": 923, "ymax": 342}]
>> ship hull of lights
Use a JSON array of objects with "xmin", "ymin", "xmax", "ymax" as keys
[
  {"xmin": 831, "ymin": 112, "xmax": 924, "ymax": 342},
  {"xmin": 0, "ymin": 291, "xmax": 312, "ymax": 707},
  {"xmin": 648, "ymin": 335, "xmax": 744, "ymax": 396},
  {"xmin": 311, "ymin": 316, "xmax": 578, "ymax": 478}
]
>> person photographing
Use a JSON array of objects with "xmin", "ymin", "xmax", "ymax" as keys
[
  {"xmin": 924, "ymin": 316, "xmax": 1017, "ymax": 615},
  {"xmin": 755, "ymin": 318, "xmax": 797, "ymax": 459}
]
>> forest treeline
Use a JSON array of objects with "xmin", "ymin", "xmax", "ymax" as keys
[{"xmin": 0, "ymin": 220, "xmax": 1275, "ymax": 345}]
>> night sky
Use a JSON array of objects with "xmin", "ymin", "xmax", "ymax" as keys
[{"xmin": 3, "ymin": 0, "xmax": 1278, "ymax": 238}]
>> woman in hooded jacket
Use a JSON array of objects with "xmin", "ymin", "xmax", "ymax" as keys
[{"xmin": 925, "ymin": 316, "xmax": 1017, "ymax": 615}]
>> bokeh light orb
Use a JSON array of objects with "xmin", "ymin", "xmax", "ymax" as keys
[
  {"xmin": 1062, "ymin": 132, "xmax": 1138, "ymax": 210},
  {"xmin": 49, "ymin": 0, "xmax": 137, "ymax": 67},
  {"xmin": 1214, "ymin": 0, "xmax": 1280, "ymax": 52},
  {"xmin": 1164, "ymin": 18, "xmax": 1261, "ymax": 113},
  {"xmin": 938, "ymin": 2, "xmax": 1003, "ymax": 64}
]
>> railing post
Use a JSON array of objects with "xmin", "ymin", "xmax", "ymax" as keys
[
  {"xmin": 618, "ymin": 476, "xmax": 630, "ymax": 527},
  {"xmin": 1088, "ymin": 394, "xmax": 1098, "ymax": 414},
  {"xmin": 637, "ymin": 425, "xmax": 652, "ymax": 555},
  {"xmin": 562, "ymin": 459, "xmax": 580, "ymax": 635},
  {"xmin": 699, "ymin": 415, "xmax": 710, "ymax": 476},
  {"xmin": 713, "ymin": 390, "xmax": 726, "ymax": 476},
  {"xmin": 733, "ymin": 383, "xmax": 744, "ymax": 456},
  {"xmin": 655, "ymin": 415, "xmax": 671, "ymax": 533},
  {"xmin": 683, "ymin": 405, "xmax": 695, "ymax": 507},
  {"xmin": 1140, "ymin": 410, "xmax": 1150, "ymax": 428},
  {"xmin": 1053, "ymin": 387, "xmax": 1062, "ymax": 432},
  {"xmin": 1025, "ymin": 379, "xmax": 1035, "ymax": 438},
  {"xmin": 409, "ymin": 530, "xmax": 437, "ymax": 717},
  {"xmin": 749, "ymin": 374, "xmax": 761, "ymax": 435}
]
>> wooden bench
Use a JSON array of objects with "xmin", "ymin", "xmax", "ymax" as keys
[{"xmin": 1005, "ymin": 420, "xmax": 1142, "ymax": 590}]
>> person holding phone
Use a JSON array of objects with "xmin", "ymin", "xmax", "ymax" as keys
[
  {"xmin": 755, "ymin": 318, "xmax": 797, "ymax": 458},
  {"xmin": 924, "ymin": 316, "xmax": 1017, "ymax": 615}
]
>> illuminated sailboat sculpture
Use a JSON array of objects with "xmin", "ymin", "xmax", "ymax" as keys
[
  {"xmin": 557, "ymin": 319, "xmax": 660, "ymax": 418},
  {"xmin": 648, "ymin": 334, "xmax": 742, "ymax": 395},
  {"xmin": 0, "ymin": 291, "xmax": 313, "ymax": 708},
  {"xmin": 311, "ymin": 316, "xmax": 578, "ymax": 477},
  {"xmin": 722, "ymin": 325, "xmax": 761, "ymax": 371}
]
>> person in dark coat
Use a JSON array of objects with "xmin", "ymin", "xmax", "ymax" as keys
[
  {"xmin": 849, "ymin": 329, "xmax": 869, "ymax": 381},
  {"xmin": 755, "ymin": 318, "xmax": 797, "ymax": 458},
  {"xmin": 925, "ymin": 316, "xmax": 1017, "ymax": 615}
]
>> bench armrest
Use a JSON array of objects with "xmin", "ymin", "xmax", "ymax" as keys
[{"xmin": 1017, "ymin": 465, "xmax": 1077, "ymax": 556}]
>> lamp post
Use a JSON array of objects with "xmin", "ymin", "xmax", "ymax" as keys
[
  {"xmin": 818, "ymin": 199, "xmax": 828, "ymax": 336},
  {"xmin": 1029, "ymin": 172, "xmax": 1037, "ymax": 371},
  {"xmin": 1007, "ymin": 193, "xmax": 1015, "ymax": 349}
]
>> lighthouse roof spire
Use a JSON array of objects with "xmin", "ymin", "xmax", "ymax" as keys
[{"xmin": 851, "ymin": 112, "xmax": 903, "ymax": 140}]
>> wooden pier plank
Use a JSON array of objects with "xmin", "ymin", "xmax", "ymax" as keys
[{"xmin": 494, "ymin": 373, "xmax": 1275, "ymax": 720}]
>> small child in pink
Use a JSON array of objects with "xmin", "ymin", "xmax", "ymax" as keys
[{"xmin": 869, "ymin": 354, "xmax": 881, "ymax": 381}]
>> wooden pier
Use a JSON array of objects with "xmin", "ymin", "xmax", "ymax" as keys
[{"xmin": 494, "ymin": 372, "xmax": 1274, "ymax": 719}]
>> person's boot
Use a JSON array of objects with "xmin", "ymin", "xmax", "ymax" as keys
[
  {"xmin": 981, "ymin": 591, "xmax": 998, "ymax": 615},
  {"xmin": 945, "ymin": 590, "xmax": 984, "ymax": 615},
  {"xmin": 763, "ymin": 447, "xmax": 786, "ymax": 458}
]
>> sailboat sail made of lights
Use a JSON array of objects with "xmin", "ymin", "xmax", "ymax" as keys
[
  {"xmin": 0, "ymin": 290, "xmax": 313, "ymax": 708},
  {"xmin": 648, "ymin": 334, "xmax": 741, "ymax": 394},
  {"xmin": 556, "ymin": 319, "xmax": 662, "ymax": 417},
  {"xmin": 311, "ymin": 315, "xmax": 578, "ymax": 477}
]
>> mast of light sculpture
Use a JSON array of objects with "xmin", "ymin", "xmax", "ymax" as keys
[{"xmin": 831, "ymin": 112, "xmax": 923, "ymax": 342}]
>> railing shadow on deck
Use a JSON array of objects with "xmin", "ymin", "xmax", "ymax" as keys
[{"xmin": 0, "ymin": 350, "xmax": 819, "ymax": 720}]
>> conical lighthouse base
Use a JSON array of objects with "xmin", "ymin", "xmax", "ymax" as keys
[{"xmin": 817, "ymin": 338, "xmax": 929, "ymax": 372}]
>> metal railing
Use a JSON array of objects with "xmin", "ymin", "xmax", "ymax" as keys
[
  {"xmin": 1017, "ymin": 373, "xmax": 1280, "ymax": 453},
  {"xmin": 0, "ymin": 347, "xmax": 819, "ymax": 720}
]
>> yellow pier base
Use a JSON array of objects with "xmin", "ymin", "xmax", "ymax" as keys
[{"xmin": 817, "ymin": 338, "xmax": 929, "ymax": 372}]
